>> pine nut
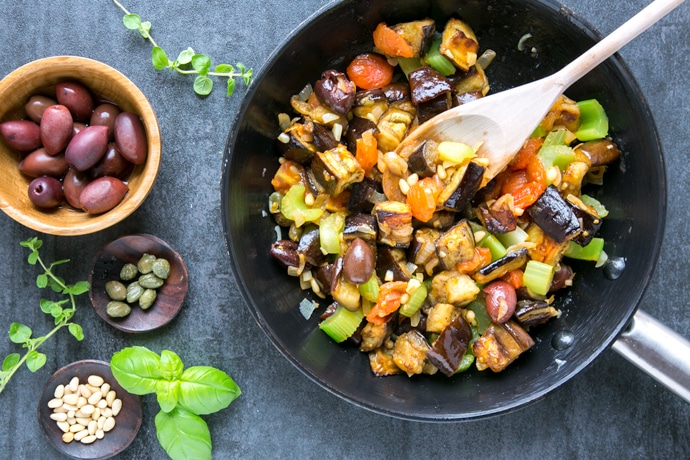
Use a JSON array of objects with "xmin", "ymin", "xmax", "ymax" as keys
[
  {"xmin": 77, "ymin": 396, "xmax": 87, "ymax": 408},
  {"xmin": 62, "ymin": 393, "xmax": 78, "ymax": 406},
  {"xmin": 102, "ymin": 408, "xmax": 112, "ymax": 418},
  {"xmin": 96, "ymin": 429, "xmax": 105, "ymax": 440},
  {"xmin": 69, "ymin": 424, "xmax": 85, "ymax": 433},
  {"xmin": 48, "ymin": 398, "xmax": 63, "ymax": 409},
  {"xmin": 79, "ymin": 404, "xmax": 95, "ymax": 416},
  {"xmin": 88, "ymin": 391, "xmax": 102, "ymax": 406},
  {"xmin": 50, "ymin": 412, "xmax": 68, "ymax": 422},
  {"xmin": 54, "ymin": 384, "xmax": 65, "ymax": 399},
  {"xmin": 103, "ymin": 417, "xmax": 116, "ymax": 432},
  {"xmin": 62, "ymin": 432, "xmax": 74, "ymax": 443},
  {"xmin": 97, "ymin": 399, "xmax": 108, "ymax": 409},
  {"xmin": 67, "ymin": 417, "xmax": 76, "ymax": 425},
  {"xmin": 81, "ymin": 435, "xmax": 97, "ymax": 444},
  {"xmin": 76, "ymin": 417, "xmax": 91, "ymax": 426},
  {"xmin": 56, "ymin": 421, "xmax": 69, "ymax": 433},
  {"xmin": 68, "ymin": 377, "xmax": 79, "ymax": 393},
  {"xmin": 79, "ymin": 384, "xmax": 91, "ymax": 398},
  {"xmin": 88, "ymin": 420, "xmax": 97, "ymax": 435},
  {"xmin": 100, "ymin": 383, "xmax": 110, "ymax": 395},
  {"xmin": 111, "ymin": 399, "xmax": 122, "ymax": 416},
  {"xmin": 97, "ymin": 416, "xmax": 106, "ymax": 429},
  {"xmin": 91, "ymin": 408, "xmax": 101, "ymax": 421},
  {"xmin": 87, "ymin": 375, "xmax": 104, "ymax": 387},
  {"xmin": 62, "ymin": 403, "xmax": 78, "ymax": 412},
  {"xmin": 105, "ymin": 390, "xmax": 116, "ymax": 406},
  {"xmin": 73, "ymin": 429, "xmax": 89, "ymax": 441}
]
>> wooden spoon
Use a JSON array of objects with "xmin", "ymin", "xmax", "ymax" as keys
[{"xmin": 396, "ymin": 0, "xmax": 685, "ymax": 180}]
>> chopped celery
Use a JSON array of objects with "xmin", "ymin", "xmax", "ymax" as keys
[
  {"xmin": 399, "ymin": 283, "xmax": 428, "ymax": 317},
  {"xmin": 496, "ymin": 226, "xmax": 529, "ymax": 248},
  {"xmin": 541, "ymin": 128, "xmax": 567, "ymax": 148},
  {"xmin": 564, "ymin": 238, "xmax": 605, "ymax": 262},
  {"xmin": 466, "ymin": 299, "xmax": 491, "ymax": 334},
  {"xmin": 280, "ymin": 184, "xmax": 324, "ymax": 227},
  {"xmin": 455, "ymin": 347, "xmax": 475, "ymax": 373},
  {"xmin": 576, "ymin": 99, "xmax": 608, "ymax": 141},
  {"xmin": 319, "ymin": 211, "xmax": 345, "ymax": 254},
  {"xmin": 359, "ymin": 275, "xmax": 380, "ymax": 303},
  {"xmin": 438, "ymin": 141, "xmax": 476, "ymax": 164},
  {"xmin": 539, "ymin": 145, "xmax": 576, "ymax": 170},
  {"xmin": 523, "ymin": 260, "xmax": 555, "ymax": 296},
  {"xmin": 398, "ymin": 57, "xmax": 422, "ymax": 78},
  {"xmin": 531, "ymin": 125, "xmax": 547, "ymax": 138},
  {"xmin": 479, "ymin": 234, "xmax": 507, "ymax": 260},
  {"xmin": 581, "ymin": 194, "xmax": 609, "ymax": 218},
  {"xmin": 424, "ymin": 38, "xmax": 456, "ymax": 76},
  {"xmin": 319, "ymin": 306, "xmax": 364, "ymax": 343}
]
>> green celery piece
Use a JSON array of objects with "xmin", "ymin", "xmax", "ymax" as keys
[
  {"xmin": 581, "ymin": 194, "xmax": 609, "ymax": 218},
  {"xmin": 399, "ymin": 283, "xmax": 428, "ymax": 317},
  {"xmin": 523, "ymin": 260, "xmax": 555, "ymax": 296},
  {"xmin": 358, "ymin": 275, "xmax": 379, "ymax": 303},
  {"xmin": 539, "ymin": 145, "xmax": 576, "ymax": 170},
  {"xmin": 280, "ymin": 185, "xmax": 323, "ymax": 228},
  {"xmin": 496, "ymin": 226, "xmax": 529, "ymax": 248},
  {"xmin": 319, "ymin": 211, "xmax": 345, "ymax": 254},
  {"xmin": 576, "ymin": 99, "xmax": 609, "ymax": 141},
  {"xmin": 564, "ymin": 238, "xmax": 605, "ymax": 262},
  {"xmin": 541, "ymin": 128, "xmax": 567, "ymax": 148},
  {"xmin": 479, "ymin": 234, "xmax": 507, "ymax": 260},
  {"xmin": 455, "ymin": 347, "xmax": 475, "ymax": 373},
  {"xmin": 424, "ymin": 38, "xmax": 456, "ymax": 76},
  {"xmin": 397, "ymin": 57, "xmax": 422, "ymax": 78},
  {"xmin": 319, "ymin": 306, "xmax": 364, "ymax": 343}
]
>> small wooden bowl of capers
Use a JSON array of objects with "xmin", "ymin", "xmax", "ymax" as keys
[{"xmin": 89, "ymin": 234, "xmax": 188, "ymax": 333}]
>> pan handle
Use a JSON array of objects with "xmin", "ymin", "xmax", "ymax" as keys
[{"xmin": 612, "ymin": 309, "xmax": 690, "ymax": 403}]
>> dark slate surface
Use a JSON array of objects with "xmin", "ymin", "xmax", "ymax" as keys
[{"xmin": 0, "ymin": 0, "xmax": 688, "ymax": 458}]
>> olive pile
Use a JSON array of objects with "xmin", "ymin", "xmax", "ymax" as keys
[
  {"xmin": 105, "ymin": 253, "xmax": 170, "ymax": 318},
  {"xmin": 0, "ymin": 80, "xmax": 148, "ymax": 214}
]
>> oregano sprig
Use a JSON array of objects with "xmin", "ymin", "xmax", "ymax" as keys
[
  {"xmin": 112, "ymin": 0, "xmax": 253, "ymax": 97},
  {"xmin": 0, "ymin": 237, "xmax": 87, "ymax": 395}
]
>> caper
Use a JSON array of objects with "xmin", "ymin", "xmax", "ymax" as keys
[
  {"xmin": 105, "ymin": 280, "xmax": 127, "ymax": 301},
  {"xmin": 152, "ymin": 258, "xmax": 171, "ymax": 279},
  {"xmin": 137, "ymin": 253, "xmax": 157, "ymax": 274},
  {"xmin": 126, "ymin": 281, "xmax": 144, "ymax": 303},
  {"xmin": 106, "ymin": 301, "xmax": 131, "ymax": 318},
  {"xmin": 139, "ymin": 272, "xmax": 164, "ymax": 289},
  {"xmin": 139, "ymin": 288, "xmax": 157, "ymax": 310},
  {"xmin": 120, "ymin": 263, "xmax": 138, "ymax": 281}
]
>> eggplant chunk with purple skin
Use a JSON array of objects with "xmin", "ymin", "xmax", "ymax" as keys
[
  {"xmin": 311, "ymin": 144, "xmax": 364, "ymax": 196},
  {"xmin": 427, "ymin": 313, "xmax": 473, "ymax": 376},
  {"xmin": 473, "ymin": 320, "xmax": 535, "ymax": 372},
  {"xmin": 384, "ymin": 18, "xmax": 436, "ymax": 58},
  {"xmin": 374, "ymin": 200, "xmax": 414, "ymax": 248},
  {"xmin": 440, "ymin": 18, "xmax": 480, "ymax": 72},
  {"xmin": 435, "ymin": 219, "xmax": 476, "ymax": 270}
]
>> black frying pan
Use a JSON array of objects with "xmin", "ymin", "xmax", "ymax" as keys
[{"xmin": 221, "ymin": 0, "xmax": 685, "ymax": 420}]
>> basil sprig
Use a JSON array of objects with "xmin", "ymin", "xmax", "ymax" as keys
[{"xmin": 111, "ymin": 346, "xmax": 241, "ymax": 460}]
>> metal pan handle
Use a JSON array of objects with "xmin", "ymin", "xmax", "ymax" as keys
[{"xmin": 612, "ymin": 309, "xmax": 690, "ymax": 403}]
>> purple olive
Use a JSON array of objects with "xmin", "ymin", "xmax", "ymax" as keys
[
  {"xmin": 90, "ymin": 103, "xmax": 121, "ymax": 140},
  {"xmin": 72, "ymin": 122, "xmax": 87, "ymax": 136},
  {"xmin": 40, "ymin": 104, "xmax": 73, "ymax": 155},
  {"xmin": 91, "ymin": 142, "xmax": 134, "ymax": 179},
  {"xmin": 63, "ymin": 168, "xmax": 91, "ymax": 209},
  {"xmin": 18, "ymin": 148, "xmax": 69, "ymax": 178},
  {"xmin": 27, "ymin": 176, "xmax": 64, "ymax": 208},
  {"xmin": 55, "ymin": 81, "xmax": 94, "ymax": 122},
  {"xmin": 113, "ymin": 112, "xmax": 148, "ymax": 164},
  {"xmin": 0, "ymin": 120, "xmax": 41, "ymax": 152},
  {"xmin": 79, "ymin": 176, "xmax": 129, "ymax": 214},
  {"xmin": 483, "ymin": 281, "xmax": 517, "ymax": 324},
  {"xmin": 342, "ymin": 237, "xmax": 375, "ymax": 284},
  {"xmin": 24, "ymin": 95, "xmax": 57, "ymax": 123},
  {"xmin": 314, "ymin": 69, "xmax": 356, "ymax": 115},
  {"xmin": 65, "ymin": 125, "xmax": 109, "ymax": 171}
]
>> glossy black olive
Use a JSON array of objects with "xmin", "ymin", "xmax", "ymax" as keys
[
  {"xmin": 27, "ymin": 176, "xmax": 64, "ymax": 208},
  {"xmin": 314, "ymin": 70, "xmax": 356, "ymax": 115}
]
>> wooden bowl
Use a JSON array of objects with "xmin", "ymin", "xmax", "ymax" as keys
[
  {"xmin": 89, "ymin": 234, "xmax": 188, "ymax": 333},
  {"xmin": 0, "ymin": 56, "xmax": 161, "ymax": 235},
  {"xmin": 37, "ymin": 359, "xmax": 142, "ymax": 459}
]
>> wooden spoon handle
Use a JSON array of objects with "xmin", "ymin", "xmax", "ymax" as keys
[{"xmin": 555, "ymin": 0, "xmax": 685, "ymax": 88}]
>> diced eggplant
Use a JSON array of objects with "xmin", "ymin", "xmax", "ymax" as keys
[
  {"xmin": 407, "ymin": 140, "xmax": 439, "ymax": 178},
  {"xmin": 427, "ymin": 313, "xmax": 473, "ymax": 377},
  {"xmin": 426, "ymin": 302, "xmax": 456, "ymax": 333},
  {"xmin": 343, "ymin": 213, "xmax": 378, "ymax": 245},
  {"xmin": 311, "ymin": 144, "xmax": 365, "ymax": 196},
  {"xmin": 375, "ymin": 107, "xmax": 415, "ymax": 152},
  {"xmin": 566, "ymin": 195, "xmax": 602, "ymax": 246},
  {"xmin": 436, "ymin": 219, "xmax": 476, "ymax": 270},
  {"xmin": 575, "ymin": 138, "xmax": 622, "ymax": 166},
  {"xmin": 416, "ymin": 95, "xmax": 453, "ymax": 124},
  {"xmin": 392, "ymin": 330, "xmax": 431, "ymax": 375},
  {"xmin": 347, "ymin": 177, "xmax": 385, "ymax": 213},
  {"xmin": 409, "ymin": 66, "xmax": 454, "ymax": 105},
  {"xmin": 440, "ymin": 18, "xmax": 479, "ymax": 72},
  {"xmin": 270, "ymin": 239, "xmax": 300, "ymax": 269},
  {"xmin": 408, "ymin": 227, "xmax": 442, "ymax": 275},
  {"xmin": 275, "ymin": 122, "xmax": 316, "ymax": 164},
  {"xmin": 430, "ymin": 270, "xmax": 480, "ymax": 306},
  {"xmin": 526, "ymin": 185, "xmax": 580, "ymax": 243},
  {"xmin": 549, "ymin": 263, "xmax": 574, "ymax": 292},
  {"xmin": 330, "ymin": 270, "xmax": 361, "ymax": 312},
  {"xmin": 314, "ymin": 69, "xmax": 356, "ymax": 115},
  {"xmin": 388, "ymin": 19, "xmax": 436, "ymax": 57},
  {"xmin": 368, "ymin": 348, "xmax": 402, "ymax": 376},
  {"xmin": 452, "ymin": 63, "xmax": 490, "ymax": 97},
  {"xmin": 560, "ymin": 161, "xmax": 590, "ymax": 197},
  {"xmin": 313, "ymin": 263, "xmax": 336, "ymax": 296},
  {"xmin": 515, "ymin": 300, "xmax": 561, "ymax": 328},
  {"xmin": 472, "ymin": 248, "xmax": 528, "ymax": 284},
  {"xmin": 290, "ymin": 94, "xmax": 347, "ymax": 128},
  {"xmin": 352, "ymin": 88, "xmax": 388, "ymax": 124},
  {"xmin": 374, "ymin": 200, "xmax": 414, "ymax": 248},
  {"xmin": 539, "ymin": 94, "xmax": 580, "ymax": 133},
  {"xmin": 472, "ymin": 320, "xmax": 534, "ymax": 372},
  {"xmin": 297, "ymin": 225, "xmax": 324, "ymax": 266},
  {"xmin": 345, "ymin": 117, "xmax": 378, "ymax": 154},
  {"xmin": 382, "ymin": 82, "xmax": 411, "ymax": 104},
  {"xmin": 360, "ymin": 321, "xmax": 391, "ymax": 352},
  {"xmin": 477, "ymin": 201, "xmax": 517, "ymax": 234},
  {"xmin": 311, "ymin": 121, "xmax": 340, "ymax": 152},
  {"xmin": 422, "ymin": 211, "xmax": 456, "ymax": 230},
  {"xmin": 443, "ymin": 161, "xmax": 486, "ymax": 212},
  {"xmin": 455, "ymin": 90, "xmax": 483, "ymax": 106},
  {"xmin": 376, "ymin": 245, "xmax": 411, "ymax": 282}
]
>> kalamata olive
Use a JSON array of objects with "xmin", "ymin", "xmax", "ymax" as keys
[
  {"xmin": 55, "ymin": 81, "xmax": 94, "ymax": 122},
  {"xmin": 78, "ymin": 176, "xmax": 129, "ymax": 214},
  {"xmin": 342, "ymin": 237, "xmax": 375, "ymax": 284},
  {"xmin": 24, "ymin": 95, "xmax": 57, "ymax": 123},
  {"xmin": 27, "ymin": 176, "xmax": 64, "ymax": 208},
  {"xmin": 549, "ymin": 264, "xmax": 574, "ymax": 292},
  {"xmin": 113, "ymin": 112, "xmax": 148, "ymax": 164},
  {"xmin": 18, "ymin": 148, "xmax": 69, "ymax": 178},
  {"xmin": 62, "ymin": 168, "xmax": 91, "ymax": 209},
  {"xmin": 65, "ymin": 125, "xmax": 109, "ymax": 171},
  {"xmin": 91, "ymin": 143, "xmax": 134, "ymax": 179},
  {"xmin": 314, "ymin": 69, "xmax": 356, "ymax": 115},
  {"xmin": 483, "ymin": 281, "xmax": 517, "ymax": 324},
  {"xmin": 90, "ymin": 103, "xmax": 121, "ymax": 140},
  {"xmin": 40, "ymin": 104, "xmax": 73, "ymax": 155},
  {"xmin": 270, "ymin": 239, "xmax": 300, "ymax": 268},
  {"xmin": 0, "ymin": 120, "xmax": 41, "ymax": 152},
  {"xmin": 72, "ymin": 122, "xmax": 87, "ymax": 136}
]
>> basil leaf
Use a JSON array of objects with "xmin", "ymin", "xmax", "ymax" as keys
[
  {"xmin": 159, "ymin": 350, "xmax": 184, "ymax": 380},
  {"xmin": 26, "ymin": 351, "xmax": 46, "ymax": 372},
  {"xmin": 177, "ymin": 366, "xmax": 241, "ymax": 415},
  {"xmin": 9, "ymin": 323, "xmax": 31, "ymax": 343},
  {"xmin": 155, "ymin": 407, "xmax": 211, "ymax": 460},
  {"xmin": 156, "ymin": 380, "xmax": 180, "ymax": 413},
  {"xmin": 110, "ymin": 346, "xmax": 162, "ymax": 395}
]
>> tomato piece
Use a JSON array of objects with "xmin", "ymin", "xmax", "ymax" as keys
[
  {"xmin": 347, "ymin": 53, "xmax": 395, "ymax": 90},
  {"xmin": 500, "ymin": 269, "xmax": 524, "ymax": 290},
  {"xmin": 456, "ymin": 246, "xmax": 492, "ymax": 274},
  {"xmin": 270, "ymin": 160, "xmax": 307, "ymax": 193},
  {"xmin": 355, "ymin": 130, "xmax": 378, "ymax": 175},
  {"xmin": 366, "ymin": 281, "xmax": 408, "ymax": 325},
  {"xmin": 406, "ymin": 177, "xmax": 440, "ymax": 222},
  {"xmin": 372, "ymin": 23, "xmax": 415, "ymax": 58},
  {"xmin": 510, "ymin": 137, "xmax": 544, "ymax": 170},
  {"xmin": 501, "ymin": 155, "xmax": 546, "ymax": 209}
]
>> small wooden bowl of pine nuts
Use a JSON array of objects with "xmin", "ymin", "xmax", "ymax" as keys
[{"xmin": 37, "ymin": 359, "xmax": 142, "ymax": 459}]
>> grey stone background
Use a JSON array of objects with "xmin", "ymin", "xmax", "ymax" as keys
[{"xmin": 0, "ymin": 0, "xmax": 688, "ymax": 458}]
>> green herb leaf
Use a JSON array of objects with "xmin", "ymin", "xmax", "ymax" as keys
[
  {"xmin": 193, "ymin": 76, "xmax": 213, "ymax": 96},
  {"xmin": 177, "ymin": 366, "xmax": 241, "ymax": 415},
  {"xmin": 156, "ymin": 380, "xmax": 180, "ymax": 413},
  {"xmin": 155, "ymin": 407, "xmax": 212, "ymax": 460},
  {"xmin": 191, "ymin": 54, "xmax": 211, "ymax": 74},
  {"xmin": 111, "ymin": 346, "xmax": 163, "ymax": 395},
  {"xmin": 27, "ymin": 251, "xmax": 39, "ymax": 265},
  {"xmin": 40, "ymin": 299, "xmax": 55, "ymax": 314},
  {"xmin": 214, "ymin": 63, "xmax": 234, "ymax": 73},
  {"xmin": 243, "ymin": 69, "xmax": 253, "ymax": 86},
  {"xmin": 67, "ymin": 281, "xmax": 90, "ymax": 296},
  {"xmin": 26, "ymin": 351, "xmax": 46, "ymax": 372},
  {"xmin": 2, "ymin": 353, "xmax": 20, "ymax": 371},
  {"xmin": 152, "ymin": 46, "xmax": 169, "ymax": 70},
  {"xmin": 9, "ymin": 323, "xmax": 32, "ymax": 344},
  {"xmin": 36, "ymin": 274, "xmax": 48, "ymax": 289},
  {"xmin": 123, "ymin": 13, "xmax": 142, "ymax": 30},
  {"xmin": 50, "ymin": 306, "xmax": 63, "ymax": 318},
  {"xmin": 139, "ymin": 20, "xmax": 152, "ymax": 39},
  {"xmin": 226, "ymin": 78, "xmax": 236, "ymax": 97},
  {"xmin": 68, "ymin": 323, "xmax": 84, "ymax": 341},
  {"xmin": 177, "ymin": 47, "xmax": 194, "ymax": 65},
  {"xmin": 159, "ymin": 350, "xmax": 184, "ymax": 380}
]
